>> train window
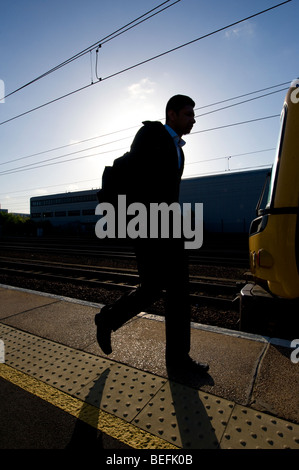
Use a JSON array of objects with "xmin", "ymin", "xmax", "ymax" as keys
[{"xmin": 266, "ymin": 104, "xmax": 288, "ymax": 209}]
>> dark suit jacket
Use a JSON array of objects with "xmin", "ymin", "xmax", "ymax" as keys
[{"xmin": 128, "ymin": 121, "xmax": 184, "ymax": 206}]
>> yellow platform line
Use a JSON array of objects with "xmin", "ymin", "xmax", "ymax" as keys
[{"xmin": 0, "ymin": 363, "xmax": 178, "ymax": 450}]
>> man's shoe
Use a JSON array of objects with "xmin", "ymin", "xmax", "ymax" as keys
[
  {"xmin": 166, "ymin": 355, "xmax": 209, "ymax": 373},
  {"xmin": 95, "ymin": 307, "xmax": 113, "ymax": 355}
]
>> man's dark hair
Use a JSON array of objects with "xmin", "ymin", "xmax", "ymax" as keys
[{"xmin": 165, "ymin": 95, "xmax": 195, "ymax": 121}]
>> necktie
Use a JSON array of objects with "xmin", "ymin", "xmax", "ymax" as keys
[
  {"xmin": 174, "ymin": 136, "xmax": 185, "ymax": 169},
  {"xmin": 178, "ymin": 146, "xmax": 183, "ymax": 169}
]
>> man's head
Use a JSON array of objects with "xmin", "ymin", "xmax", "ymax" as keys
[{"xmin": 165, "ymin": 95, "xmax": 196, "ymax": 137}]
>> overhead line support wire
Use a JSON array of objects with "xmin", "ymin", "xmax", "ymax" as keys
[
  {"xmin": 0, "ymin": 146, "xmax": 129, "ymax": 177},
  {"xmin": 99, "ymin": 0, "xmax": 182, "ymax": 47},
  {"xmin": 0, "ymin": 114, "xmax": 280, "ymax": 177},
  {"xmin": 195, "ymin": 81, "xmax": 290, "ymax": 111},
  {"xmin": 0, "ymin": 0, "xmax": 292, "ymax": 127},
  {"xmin": 0, "ymin": 135, "xmax": 131, "ymax": 174},
  {"xmin": 195, "ymin": 87, "xmax": 288, "ymax": 119},
  {"xmin": 0, "ymin": 80, "xmax": 287, "ymax": 168},
  {"xmin": 95, "ymin": 44, "xmax": 102, "ymax": 82},
  {"xmin": 0, "ymin": 125, "xmax": 138, "ymax": 166},
  {"xmin": 101, "ymin": 1, "xmax": 293, "ymax": 82},
  {"xmin": 192, "ymin": 114, "xmax": 280, "ymax": 135},
  {"xmin": 1, "ymin": 79, "xmax": 288, "ymax": 168},
  {"xmin": 185, "ymin": 148, "xmax": 276, "ymax": 166},
  {"xmin": 1, "ymin": 0, "xmax": 180, "ymax": 100}
]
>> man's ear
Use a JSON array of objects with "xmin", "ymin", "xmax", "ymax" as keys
[{"xmin": 167, "ymin": 109, "xmax": 177, "ymax": 123}]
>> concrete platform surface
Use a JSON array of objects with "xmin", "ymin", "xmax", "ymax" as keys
[{"xmin": 0, "ymin": 284, "xmax": 298, "ymax": 450}]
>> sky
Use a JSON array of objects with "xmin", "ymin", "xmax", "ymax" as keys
[{"xmin": 0, "ymin": 0, "xmax": 298, "ymax": 214}]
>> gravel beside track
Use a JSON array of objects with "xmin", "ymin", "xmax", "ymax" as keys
[{"xmin": 0, "ymin": 249, "xmax": 246, "ymax": 331}]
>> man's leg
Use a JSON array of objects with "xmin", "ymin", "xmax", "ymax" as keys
[
  {"xmin": 164, "ymin": 239, "xmax": 209, "ymax": 373},
  {"xmin": 95, "ymin": 240, "xmax": 162, "ymax": 354},
  {"xmin": 163, "ymin": 238, "xmax": 191, "ymax": 360}
]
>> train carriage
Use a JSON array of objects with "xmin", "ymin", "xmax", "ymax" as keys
[{"xmin": 249, "ymin": 78, "xmax": 299, "ymax": 299}]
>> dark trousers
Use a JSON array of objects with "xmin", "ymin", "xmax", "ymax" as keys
[{"xmin": 107, "ymin": 238, "xmax": 191, "ymax": 358}]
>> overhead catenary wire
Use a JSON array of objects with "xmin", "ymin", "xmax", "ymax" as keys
[
  {"xmin": 184, "ymin": 147, "xmax": 276, "ymax": 166},
  {"xmin": 0, "ymin": 147, "xmax": 275, "ymax": 199},
  {"xmin": 3, "ymin": 161, "xmax": 274, "ymax": 212},
  {"xmin": 1, "ymin": 0, "xmax": 181, "ymax": 101},
  {"xmin": 1, "ymin": 147, "xmax": 275, "ymax": 211},
  {"xmin": 191, "ymin": 113, "xmax": 280, "ymax": 135},
  {"xmin": 0, "ymin": 80, "xmax": 289, "ymax": 168},
  {"xmin": 0, "ymin": 0, "xmax": 292, "ymax": 127},
  {"xmin": 99, "ymin": 1, "xmax": 292, "ymax": 82},
  {"xmin": 0, "ymin": 126, "xmax": 139, "ymax": 166},
  {"xmin": 195, "ymin": 87, "xmax": 288, "ymax": 119},
  {"xmin": 0, "ymin": 178, "xmax": 101, "ymax": 196},
  {"xmin": 0, "ymin": 113, "xmax": 280, "ymax": 177},
  {"xmin": 0, "ymin": 136, "xmax": 132, "ymax": 173},
  {"xmin": 186, "ymin": 162, "xmax": 272, "ymax": 179},
  {"xmin": 195, "ymin": 81, "xmax": 290, "ymax": 111},
  {"xmin": 0, "ymin": 147, "xmax": 129, "ymax": 177}
]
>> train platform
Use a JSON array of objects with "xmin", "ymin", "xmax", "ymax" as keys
[{"xmin": 0, "ymin": 283, "xmax": 298, "ymax": 451}]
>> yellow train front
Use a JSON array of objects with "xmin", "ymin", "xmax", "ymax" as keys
[{"xmin": 249, "ymin": 79, "xmax": 299, "ymax": 299}]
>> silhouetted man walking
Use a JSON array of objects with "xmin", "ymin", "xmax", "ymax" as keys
[{"xmin": 95, "ymin": 95, "xmax": 209, "ymax": 374}]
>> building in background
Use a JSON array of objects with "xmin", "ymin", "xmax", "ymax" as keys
[
  {"xmin": 30, "ymin": 169, "xmax": 270, "ymax": 235},
  {"xmin": 30, "ymin": 189, "xmax": 99, "ymax": 234},
  {"xmin": 179, "ymin": 168, "xmax": 270, "ymax": 233}
]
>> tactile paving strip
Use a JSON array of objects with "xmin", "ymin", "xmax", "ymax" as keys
[
  {"xmin": 2, "ymin": 323, "xmax": 299, "ymax": 450},
  {"xmin": 37, "ymin": 348, "xmax": 114, "ymax": 394},
  {"xmin": 75, "ymin": 363, "xmax": 166, "ymax": 422},
  {"xmin": 1, "ymin": 325, "xmax": 166, "ymax": 420},
  {"xmin": 220, "ymin": 405, "xmax": 299, "ymax": 449},
  {"xmin": 0, "ymin": 324, "xmax": 40, "ymax": 351},
  {"xmin": 133, "ymin": 381, "xmax": 234, "ymax": 449},
  {"xmin": 2, "ymin": 326, "xmax": 115, "ymax": 394},
  {"xmin": 0, "ymin": 323, "xmax": 17, "ymax": 337}
]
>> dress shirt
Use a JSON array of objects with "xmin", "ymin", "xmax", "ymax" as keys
[{"xmin": 164, "ymin": 124, "xmax": 186, "ymax": 168}]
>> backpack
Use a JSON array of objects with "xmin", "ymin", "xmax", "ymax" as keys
[{"xmin": 96, "ymin": 151, "xmax": 136, "ymax": 207}]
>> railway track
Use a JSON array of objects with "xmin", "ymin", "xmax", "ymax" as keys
[
  {"xmin": 0, "ymin": 257, "xmax": 241, "ymax": 310},
  {"xmin": 0, "ymin": 239, "xmax": 249, "ymax": 268}
]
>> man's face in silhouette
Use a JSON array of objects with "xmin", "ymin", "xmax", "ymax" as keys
[{"xmin": 167, "ymin": 105, "xmax": 196, "ymax": 137}]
